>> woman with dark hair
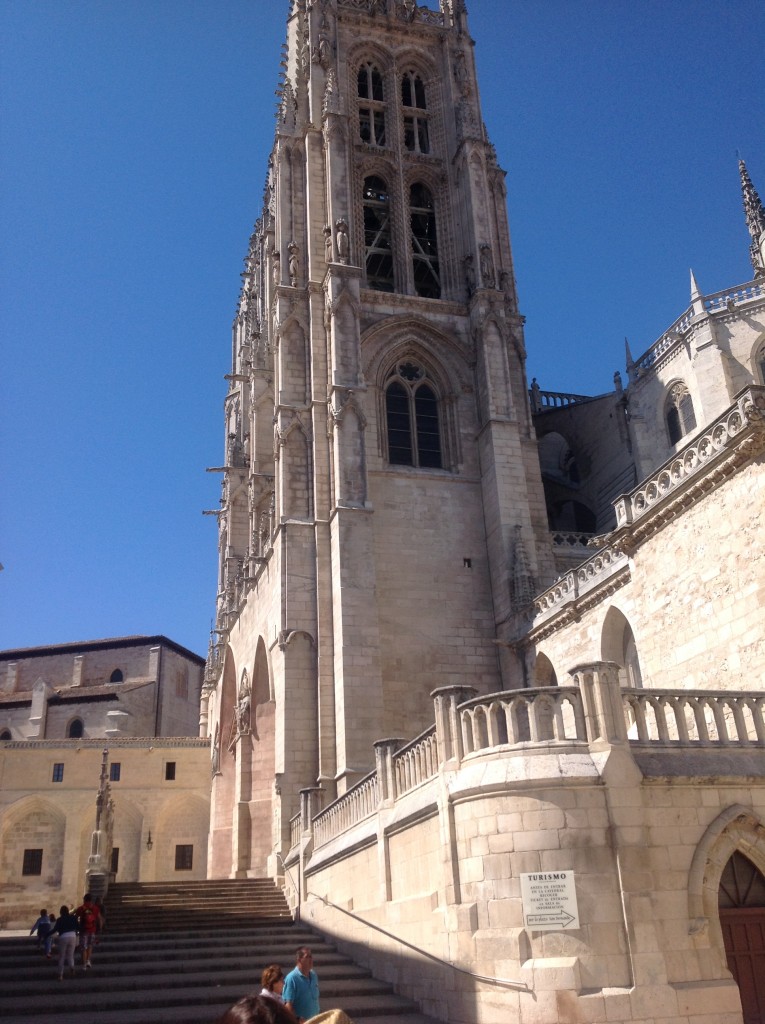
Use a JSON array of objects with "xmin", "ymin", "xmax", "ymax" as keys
[
  {"xmin": 260, "ymin": 964, "xmax": 286, "ymax": 1002},
  {"xmin": 216, "ymin": 995, "xmax": 296, "ymax": 1024}
]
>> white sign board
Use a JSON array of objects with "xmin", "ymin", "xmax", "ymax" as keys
[{"xmin": 520, "ymin": 871, "xmax": 580, "ymax": 931}]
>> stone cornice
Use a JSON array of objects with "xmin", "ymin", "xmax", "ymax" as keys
[
  {"xmin": 0, "ymin": 737, "xmax": 210, "ymax": 750},
  {"xmin": 612, "ymin": 385, "xmax": 765, "ymax": 552}
]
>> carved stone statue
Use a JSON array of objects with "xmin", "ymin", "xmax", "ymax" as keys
[
  {"xmin": 464, "ymin": 252, "xmax": 475, "ymax": 297},
  {"xmin": 324, "ymin": 224, "xmax": 333, "ymax": 263},
  {"xmin": 272, "ymin": 250, "xmax": 281, "ymax": 287},
  {"xmin": 336, "ymin": 218, "xmax": 350, "ymax": 263},
  {"xmin": 479, "ymin": 243, "xmax": 495, "ymax": 288},
  {"xmin": 211, "ymin": 723, "xmax": 221, "ymax": 776},
  {"xmin": 288, "ymin": 241, "xmax": 299, "ymax": 287}
]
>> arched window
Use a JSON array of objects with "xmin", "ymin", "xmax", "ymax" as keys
[
  {"xmin": 358, "ymin": 62, "xmax": 386, "ymax": 146},
  {"xmin": 0, "ymin": 728, "xmax": 11, "ymax": 741},
  {"xmin": 363, "ymin": 176, "xmax": 394, "ymax": 292},
  {"xmin": 757, "ymin": 340, "xmax": 765, "ymax": 384},
  {"xmin": 401, "ymin": 71, "xmax": 429, "ymax": 154},
  {"xmin": 410, "ymin": 183, "xmax": 440, "ymax": 298},
  {"xmin": 110, "ymin": 669, "xmax": 124, "ymax": 683},
  {"xmin": 602, "ymin": 607, "xmax": 643, "ymax": 689},
  {"xmin": 666, "ymin": 383, "xmax": 696, "ymax": 445},
  {"xmin": 385, "ymin": 361, "xmax": 442, "ymax": 468},
  {"xmin": 67, "ymin": 718, "xmax": 84, "ymax": 739}
]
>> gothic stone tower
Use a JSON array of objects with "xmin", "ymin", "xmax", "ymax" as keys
[{"xmin": 203, "ymin": 0, "xmax": 554, "ymax": 879}]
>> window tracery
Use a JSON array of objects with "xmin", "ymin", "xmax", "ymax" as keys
[
  {"xmin": 363, "ymin": 176, "xmax": 395, "ymax": 291},
  {"xmin": 756, "ymin": 340, "xmax": 765, "ymax": 385},
  {"xmin": 358, "ymin": 62, "xmax": 386, "ymax": 147},
  {"xmin": 384, "ymin": 361, "xmax": 442, "ymax": 468},
  {"xmin": 409, "ymin": 183, "xmax": 440, "ymax": 298},
  {"xmin": 665, "ymin": 383, "xmax": 697, "ymax": 445},
  {"xmin": 401, "ymin": 70, "xmax": 429, "ymax": 154}
]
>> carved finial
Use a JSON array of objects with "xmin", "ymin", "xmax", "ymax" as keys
[
  {"xmin": 739, "ymin": 159, "xmax": 765, "ymax": 278},
  {"xmin": 690, "ymin": 268, "xmax": 706, "ymax": 316}
]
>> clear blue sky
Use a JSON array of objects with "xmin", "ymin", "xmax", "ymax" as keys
[{"xmin": 1, "ymin": 1, "xmax": 763, "ymax": 656}]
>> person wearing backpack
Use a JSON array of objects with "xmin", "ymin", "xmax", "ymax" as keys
[{"xmin": 74, "ymin": 893, "xmax": 102, "ymax": 969}]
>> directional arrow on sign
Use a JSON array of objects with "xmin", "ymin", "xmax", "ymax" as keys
[{"xmin": 526, "ymin": 910, "xmax": 576, "ymax": 928}]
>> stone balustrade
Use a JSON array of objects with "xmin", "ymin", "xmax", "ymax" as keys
[
  {"xmin": 630, "ymin": 280, "xmax": 764, "ymax": 378},
  {"xmin": 551, "ymin": 530, "xmax": 595, "ymax": 548},
  {"xmin": 304, "ymin": 669, "xmax": 765, "ymax": 854},
  {"xmin": 530, "ymin": 388, "xmax": 592, "ymax": 412},
  {"xmin": 624, "ymin": 689, "xmax": 765, "ymax": 745},
  {"xmin": 290, "ymin": 812, "xmax": 301, "ymax": 851},
  {"xmin": 458, "ymin": 686, "xmax": 587, "ymax": 752},
  {"xmin": 614, "ymin": 385, "xmax": 765, "ymax": 530},
  {"xmin": 533, "ymin": 545, "xmax": 628, "ymax": 618}
]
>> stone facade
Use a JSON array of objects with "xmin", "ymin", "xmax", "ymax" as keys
[{"xmin": 201, "ymin": 4, "xmax": 765, "ymax": 1023}]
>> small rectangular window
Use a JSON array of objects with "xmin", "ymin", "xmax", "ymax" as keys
[
  {"xmin": 165, "ymin": 761, "xmax": 176, "ymax": 781},
  {"xmin": 110, "ymin": 762, "xmax": 121, "ymax": 782},
  {"xmin": 110, "ymin": 847, "xmax": 120, "ymax": 875},
  {"xmin": 52, "ymin": 763, "xmax": 64, "ymax": 783},
  {"xmin": 175, "ymin": 844, "xmax": 193, "ymax": 871},
  {"xmin": 23, "ymin": 849, "xmax": 43, "ymax": 875}
]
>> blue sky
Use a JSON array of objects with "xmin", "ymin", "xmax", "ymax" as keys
[{"xmin": 1, "ymin": 0, "xmax": 763, "ymax": 656}]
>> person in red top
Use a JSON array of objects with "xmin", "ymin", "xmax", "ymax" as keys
[{"xmin": 74, "ymin": 893, "xmax": 102, "ymax": 969}]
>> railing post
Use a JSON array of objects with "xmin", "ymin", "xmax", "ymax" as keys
[
  {"xmin": 374, "ymin": 738, "xmax": 404, "ymax": 805},
  {"xmin": 299, "ymin": 786, "xmax": 323, "ymax": 838},
  {"xmin": 570, "ymin": 662, "xmax": 628, "ymax": 750},
  {"xmin": 431, "ymin": 685, "xmax": 478, "ymax": 766}
]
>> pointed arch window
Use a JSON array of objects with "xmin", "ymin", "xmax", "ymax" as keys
[
  {"xmin": 67, "ymin": 718, "xmax": 84, "ymax": 739},
  {"xmin": 363, "ymin": 176, "xmax": 394, "ymax": 292},
  {"xmin": 358, "ymin": 62, "xmax": 386, "ymax": 147},
  {"xmin": 666, "ymin": 383, "xmax": 696, "ymax": 445},
  {"xmin": 402, "ymin": 71, "xmax": 429, "ymax": 154},
  {"xmin": 410, "ymin": 183, "xmax": 440, "ymax": 298},
  {"xmin": 385, "ymin": 361, "xmax": 442, "ymax": 469}
]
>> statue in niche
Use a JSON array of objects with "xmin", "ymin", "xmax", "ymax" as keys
[
  {"xmin": 479, "ymin": 243, "xmax": 495, "ymax": 288},
  {"xmin": 454, "ymin": 50, "xmax": 470, "ymax": 97},
  {"xmin": 236, "ymin": 672, "xmax": 251, "ymax": 736},
  {"xmin": 499, "ymin": 269, "xmax": 511, "ymax": 292},
  {"xmin": 211, "ymin": 723, "xmax": 221, "ymax": 776},
  {"xmin": 324, "ymin": 224, "xmax": 334, "ymax": 263},
  {"xmin": 464, "ymin": 252, "xmax": 475, "ymax": 297},
  {"xmin": 288, "ymin": 241, "xmax": 300, "ymax": 287},
  {"xmin": 335, "ymin": 218, "xmax": 350, "ymax": 263},
  {"xmin": 312, "ymin": 18, "xmax": 331, "ymax": 68},
  {"xmin": 401, "ymin": 0, "xmax": 418, "ymax": 20},
  {"xmin": 272, "ymin": 250, "xmax": 281, "ymax": 287}
]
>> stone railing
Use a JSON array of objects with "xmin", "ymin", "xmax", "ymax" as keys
[
  {"xmin": 533, "ymin": 545, "xmax": 629, "ymax": 618},
  {"xmin": 624, "ymin": 689, "xmax": 765, "ymax": 746},
  {"xmin": 630, "ymin": 280, "xmax": 764, "ymax": 378},
  {"xmin": 458, "ymin": 687, "xmax": 587, "ymax": 752},
  {"xmin": 313, "ymin": 771, "xmax": 379, "ymax": 849},
  {"xmin": 337, "ymin": 0, "xmax": 445, "ymax": 25},
  {"xmin": 302, "ymin": 671, "xmax": 765, "ymax": 859},
  {"xmin": 290, "ymin": 812, "xmax": 301, "ymax": 852},
  {"xmin": 392, "ymin": 727, "xmax": 439, "ymax": 797},
  {"xmin": 530, "ymin": 388, "xmax": 592, "ymax": 413},
  {"xmin": 551, "ymin": 531, "xmax": 595, "ymax": 548},
  {"xmin": 614, "ymin": 386, "xmax": 765, "ymax": 531}
]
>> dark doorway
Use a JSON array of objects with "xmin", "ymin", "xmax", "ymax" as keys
[{"xmin": 719, "ymin": 851, "xmax": 765, "ymax": 1023}]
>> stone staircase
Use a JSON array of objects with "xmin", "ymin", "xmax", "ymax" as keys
[{"xmin": 0, "ymin": 879, "xmax": 440, "ymax": 1024}]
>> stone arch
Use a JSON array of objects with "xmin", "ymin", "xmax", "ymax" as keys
[
  {"xmin": 209, "ymin": 645, "xmax": 238, "ymax": 878},
  {"xmin": 362, "ymin": 316, "xmax": 471, "ymax": 393},
  {"xmin": 664, "ymin": 379, "xmax": 697, "ymax": 446},
  {"xmin": 533, "ymin": 651, "xmax": 558, "ymax": 687},
  {"xmin": 687, "ymin": 805, "xmax": 765, "ymax": 973},
  {"xmin": 154, "ymin": 793, "xmax": 210, "ymax": 881},
  {"xmin": 245, "ymin": 636, "xmax": 277, "ymax": 875},
  {"xmin": 279, "ymin": 418, "xmax": 312, "ymax": 520},
  {"xmin": 750, "ymin": 333, "xmax": 765, "ymax": 384},
  {"xmin": 0, "ymin": 797, "xmax": 66, "ymax": 889},
  {"xmin": 277, "ymin": 317, "xmax": 309, "ymax": 406},
  {"xmin": 601, "ymin": 605, "xmax": 643, "ymax": 689},
  {"xmin": 109, "ymin": 794, "xmax": 144, "ymax": 883}
]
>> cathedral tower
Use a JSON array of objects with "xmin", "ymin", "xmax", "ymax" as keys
[{"xmin": 204, "ymin": 0, "xmax": 554, "ymax": 878}]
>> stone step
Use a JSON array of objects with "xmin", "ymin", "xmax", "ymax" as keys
[{"xmin": 0, "ymin": 879, "xmax": 441, "ymax": 1024}]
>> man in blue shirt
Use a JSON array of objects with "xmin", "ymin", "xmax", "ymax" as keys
[{"xmin": 283, "ymin": 946, "xmax": 320, "ymax": 1023}]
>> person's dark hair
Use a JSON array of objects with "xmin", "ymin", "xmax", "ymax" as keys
[
  {"xmin": 59, "ymin": 906, "xmax": 69, "ymax": 916},
  {"xmin": 295, "ymin": 946, "xmax": 312, "ymax": 962},
  {"xmin": 216, "ymin": 995, "xmax": 296, "ymax": 1024},
  {"xmin": 261, "ymin": 964, "xmax": 284, "ymax": 991}
]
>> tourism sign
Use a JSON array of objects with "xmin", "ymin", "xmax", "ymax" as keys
[{"xmin": 520, "ymin": 871, "xmax": 580, "ymax": 931}]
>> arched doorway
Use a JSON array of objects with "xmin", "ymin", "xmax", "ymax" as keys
[
  {"xmin": 719, "ymin": 851, "xmax": 765, "ymax": 1023},
  {"xmin": 601, "ymin": 606, "xmax": 643, "ymax": 689}
]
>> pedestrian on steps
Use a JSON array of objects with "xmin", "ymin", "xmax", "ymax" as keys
[
  {"xmin": 260, "ymin": 964, "xmax": 287, "ymax": 1003},
  {"xmin": 283, "ymin": 947, "xmax": 320, "ymax": 1024},
  {"xmin": 49, "ymin": 905, "xmax": 79, "ymax": 980},
  {"xmin": 75, "ymin": 892, "xmax": 102, "ymax": 969}
]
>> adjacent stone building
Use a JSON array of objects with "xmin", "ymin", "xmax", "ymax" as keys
[{"xmin": 0, "ymin": 637, "xmax": 210, "ymax": 926}]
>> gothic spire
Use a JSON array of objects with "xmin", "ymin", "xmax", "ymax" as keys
[{"xmin": 739, "ymin": 159, "xmax": 765, "ymax": 278}]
